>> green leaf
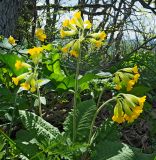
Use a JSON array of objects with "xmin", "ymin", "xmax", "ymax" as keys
[
  {"xmin": 50, "ymin": 72, "xmax": 65, "ymax": 82},
  {"xmin": 38, "ymin": 79, "xmax": 50, "ymax": 87},
  {"xmin": 19, "ymin": 110, "xmax": 60, "ymax": 143},
  {"xmin": 57, "ymin": 75, "xmax": 75, "ymax": 90},
  {"xmin": 0, "ymin": 54, "xmax": 27, "ymax": 76},
  {"xmin": 78, "ymin": 73, "xmax": 98, "ymax": 91},
  {"xmin": 63, "ymin": 99, "xmax": 96, "ymax": 142},
  {"xmin": 95, "ymin": 120, "xmax": 120, "ymax": 143},
  {"xmin": 128, "ymin": 85, "xmax": 151, "ymax": 96},
  {"xmin": 0, "ymin": 38, "xmax": 12, "ymax": 49},
  {"xmin": 15, "ymin": 130, "xmax": 40, "ymax": 158},
  {"xmin": 92, "ymin": 120, "xmax": 156, "ymax": 160},
  {"xmin": 92, "ymin": 141, "xmax": 134, "ymax": 160},
  {"xmin": 34, "ymin": 97, "xmax": 46, "ymax": 106}
]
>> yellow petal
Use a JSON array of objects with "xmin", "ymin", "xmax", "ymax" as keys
[
  {"xmin": 21, "ymin": 82, "xmax": 30, "ymax": 90},
  {"xmin": 84, "ymin": 20, "xmax": 92, "ymax": 29},
  {"xmin": 132, "ymin": 66, "xmax": 138, "ymax": 74},
  {"xmin": 115, "ymin": 84, "xmax": 122, "ymax": 90},
  {"xmin": 12, "ymin": 77, "xmax": 19, "ymax": 85},
  {"xmin": 8, "ymin": 36, "xmax": 16, "ymax": 45},
  {"xmin": 138, "ymin": 96, "xmax": 146, "ymax": 107},
  {"xmin": 70, "ymin": 50, "xmax": 79, "ymax": 58},
  {"xmin": 133, "ymin": 73, "xmax": 140, "ymax": 83},
  {"xmin": 127, "ymin": 80, "xmax": 135, "ymax": 91}
]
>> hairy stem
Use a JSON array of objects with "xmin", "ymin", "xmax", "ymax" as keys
[
  {"xmin": 34, "ymin": 65, "xmax": 42, "ymax": 117},
  {"xmin": 88, "ymin": 97, "xmax": 116, "ymax": 144},
  {"xmin": 73, "ymin": 49, "xmax": 80, "ymax": 142}
]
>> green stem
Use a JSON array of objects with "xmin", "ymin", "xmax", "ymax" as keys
[
  {"xmin": 97, "ymin": 88, "xmax": 105, "ymax": 108},
  {"xmin": 34, "ymin": 65, "xmax": 42, "ymax": 117},
  {"xmin": 73, "ymin": 52, "xmax": 80, "ymax": 142},
  {"xmin": 88, "ymin": 97, "xmax": 116, "ymax": 145},
  {"xmin": 73, "ymin": 29, "xmax": 83, "ymax": 142},
  {"xmin": 36, "ymin": 82, "xmax": 42, "ymax": 117}
]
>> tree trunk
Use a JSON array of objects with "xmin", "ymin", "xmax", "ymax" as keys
[{"xmin": 0, "ymin": 0, "xmax": 24, "ymax": 37}]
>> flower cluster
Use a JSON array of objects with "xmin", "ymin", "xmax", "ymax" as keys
[
  {"xmin": 35, "ymin": 28, "xmax": 46, "ymax": 42},
  {"xmin": 60, "ymin": 11, "xmax": 106, "ymax": 58},
  {"xmin": 113, "ymin": 66, "xmax": 140, "ymax": 91},
  {"xmin": 28, "ymin": 47, "xmax": 43, "ymax": 64},
  {"xmin": 112, "ymin": 93, "xmax": 146, "ymax": 123},
  {"xmin": 12, "ymin": 45, "xmax": 44, "ymax": 92},
  {"xmin": 12, "ymin": 72, "xmax": 37, "ymax": 92}
]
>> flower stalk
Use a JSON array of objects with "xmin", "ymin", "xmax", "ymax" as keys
[{"xmin": 88, "ymin": 97, "xmax": 116, "ymax": 145}]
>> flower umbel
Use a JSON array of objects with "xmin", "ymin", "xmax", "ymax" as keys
[
  {"xmin": 60, "ymin": 10, "xmax": 107, "ymax": 57},
  {"xmin": 112, "ymin": 94, "xmax": 146, "ymax": 124},
  {"xmin": 113, "ymin": 66, "xmax": 140, "ymax": 91}
]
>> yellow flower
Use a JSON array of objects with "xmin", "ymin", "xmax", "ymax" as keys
[
  {"xmin": 127, "ymin": 80, "xmax": 135, "ymax": 91},
  {"xmin": 15, "ymin": 60, "xmax": 23, "ymax": 70},
  {"xmin": 70, "ymin": 11, "xmax": 83, "ymax": 29},
  {"xmin": 114, "ymin": 67, "xmax": 140, "ymax": 91},
  {"xmin": 90, "ymin": 32, "xmax": 107, "ymax": 41},
  {"xmin": 95, "ymin": 40, "xmax": 103, "ymax": 48},
  {"xmin": 70, "ymin": 50, "xmax": 79, "ymax": 58},
  {"xmin": 133, "ymin": 73, "xmax": 140, "ymax": 83},
  {"xmin": 112, "ymin": 94, "xmax": 146, "ymax": 124},
  {"xmin": 60, "ymin": 29, "xmax": 66, "ymax": 38},
  {"xmin": 30, "ymin": 87, "xmax": 36, "ymax": 92},
  {"xmin": 73, "ymin": 11, "xmax": 81, "ymax": 19},
  {"xmin": 62, "ymin": 19, "xmax": 70, "ymax": 27},
  {"xmin": 70, "ymin": 18, "xmax": 76, "ymax": 25},
  {"xmin": 61, "ymin": 47, "xmax": 68, "ymax": 53},
  {"xmin": 124, "ymin": 106, "xmax": 143, "ymax": 123},
  {"xmin": 38, "ymin": 34, "xmax": 46, "ymax": 42},
  {"xmin": 61, "ymin": 41, "xmax": 74, "ymax": 54},
  {"xmin": 21, "ymin": 82, "xmax": 30, "ymax": 90},
  {"xmin": 84, "ymin": 20, "xmax": 92, "ymax": 29},
  {"xmin": 12, "ymin": 73, "xmax": 29, "ymax": 85},
  {"xmin": 112, "ymin": 101, "xmax": 125, "ymax": 124},
  {"xmin": 35, "ymin": 28, "xmax": 46, "ymax": 41},
  {"xmin": 99, "ymin": 31, "xmax": 107, "ymax": 40},
  {"xmin": 133, "ymin": 106, "xmax": 143, "ymax": 116},
  {"xmin": 60, "ymin": 29, "xmax": 77, "ymax": 38},
  {"xmin": 112, "ymin": 115, "xmax": 125, "ymax": 124},
  {"xmin": 8, "ymin": 36, "xmax": 16, "ymax": 45},
  {"xmin": 12, "ymin": 77, "xmax": 19, "ymax": 85},
  {"xmin": 28, "ymin": 47, "xmax": 43, "ymax": 64},
  {"xmin": 124, "ymin": 114, "xmax": 135, "ymax": 123},
  {"xmin": 0, "ymin": 35, "xmax": 3, "ymax": 41},
  {"xmin": 138, "ymin": 96, "xmax": 146, "ymax": 107},
  {"xmin": 89, "ymin": 38, "xmax": 103, "ymax": 48},
  {"xmin": 132, "ymin": 66, "xmax": 138, "ymax": 74},
  {"xmin": 15, "ymin": 60, "xmax": 31, "ymax": 70},
  {"xmin": 28, "ymin": 47, "xmax": 43, "ymax": 57},
  {"xmin": 115, "ymin": 84, "xmax": 122, "ymax": 90}
]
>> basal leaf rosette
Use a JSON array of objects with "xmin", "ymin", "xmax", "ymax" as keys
[
  {"xmin": 112, "ymin": 93, "xmax": 146, "ymax": 123},
  {"xmin": 113, "ymin": 66, "xmax": 140, "ymax": 91},
  {"xmin": 60, "ymin": 11, "xmax": 107, "ymax": 58}
]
